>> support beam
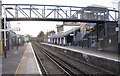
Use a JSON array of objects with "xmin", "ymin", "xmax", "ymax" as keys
[
  {"xmin": 60, "ymin": 37, "xmax": 62, "ymax": 45},
  {"xmin": 57, "ymin": 38, "xmax": 59, "ymax": 44},
  {"xmin": 53, "ymin": 38, "xmax": 55, "ymax": 44},
  {"xmin": 0, "ymin": 0, "xmax": 3, "ymax": 55},
  {"xmin": 63, "ymin": 37, "xmax": 66, "ymax": 45}
]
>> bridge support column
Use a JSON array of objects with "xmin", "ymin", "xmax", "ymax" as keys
[{"xmin": 0, "ymin": 0, "xmax": 3, "ymax": 55}]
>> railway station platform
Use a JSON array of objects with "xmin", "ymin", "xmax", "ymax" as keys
[
  {"xmin": 42, "ymin": 43, "xmax": 119, "ymax": 62},
  {"xmin": 2, "ymin": 42, "xmax": 42, "ymax": 76},
  {"xmin": 41, "ymin": 42, "xmax": 120, "ymax": 74}
]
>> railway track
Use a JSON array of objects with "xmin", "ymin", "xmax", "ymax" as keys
[
  {"xmin": 41, "ymin": 43, "xmax": 114, "ymax": 74},
  {"xmin": 32, "ymin": 42, "xmax": 69, "ymax": 76},
  {"xmin": 32, "ymin": 42, "xmax": 113, "ymax": 76}
]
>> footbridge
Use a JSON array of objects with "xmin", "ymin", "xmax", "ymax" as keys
[{"xmin": 2, "ymin": 4, "xmax": 118, "ymax": 23}]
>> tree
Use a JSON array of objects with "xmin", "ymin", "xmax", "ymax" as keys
[
  {"xmin": 37, "ymin": 31, "xmax": 45, "ymax": 42},
  {"xmin": 37, "ymin": 31, "xmax": 44, "ymax": 37}
]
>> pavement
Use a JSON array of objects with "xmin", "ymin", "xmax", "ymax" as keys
[
  {"xmin": 15, "ymin": 43, "xmax": 41, "ymax": 75},
  {"xmin": 2, "ymin": 43, "xmax": 27, "ymax": 75},
  {"xmin": 0, "ymin": 55, "xmax": 2, "ymax": 76}
]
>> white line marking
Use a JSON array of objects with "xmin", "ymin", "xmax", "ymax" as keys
[{"xmin": 30, "ymin": 43, "xmax": 42, "ymax": 74}]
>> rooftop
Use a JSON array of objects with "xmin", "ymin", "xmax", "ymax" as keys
[{"xmin": 49, "ymin": 27, "xmax": 80, "ymax": 38}]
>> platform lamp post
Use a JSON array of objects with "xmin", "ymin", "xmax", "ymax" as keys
[
  {"xmin": 3, "ymin": 6, "xmax": 7, "ymax": 58},
  {"xmin": 16, "ymin": 22, "xmax": 20, "ymax": 50}
]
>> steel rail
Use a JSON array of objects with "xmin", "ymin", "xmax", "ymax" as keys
[
  {"xmin": 34, "ymin": 42, "xmax": 74, "ymax": 76},
  {"xmin": 35, "ymin": 42, "xmax": 90, "ymax": 76},
  {"xmin": 40, "ymin": 43, "xmax": 114, "ymax": 74},
  {"xmin": 40, "ymin": 44, "xmax": 90, "ymax": 75},
  {"xmin": 33, "ymin": 43, "xmax": 49, "ymax": 76}
]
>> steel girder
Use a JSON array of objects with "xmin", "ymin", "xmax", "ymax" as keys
[{"xmin": 2, "ymin": 4, "xmax": 118, "ymax": 22}]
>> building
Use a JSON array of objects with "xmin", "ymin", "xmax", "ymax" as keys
[
  {"xmin": 49, "ymin": 22, "xmax": 80, "ymax": 45},
  {"xmin": 49, "ymin": 4, "xmax": 118, "ymax": 53},
  {"xmin": 44, "ymin": 30, "xmax": 56, "ymax": 42}
]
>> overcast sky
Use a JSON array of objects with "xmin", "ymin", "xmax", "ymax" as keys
[{"xmin": 2, "ymin": 0, "xmax": 118, "ymax": 37}]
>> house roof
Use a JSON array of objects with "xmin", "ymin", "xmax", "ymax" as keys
[
  {"xmin": 83, "ymin": 4, "xmax": 108, "ymax": 13},
  {"xmin": 62, "ymin": 27, "xmax": 80, "ymax": 36},
  {"xmin": 49, "ymin": 27, "xmax": 80, "ymax": 38},
  {"xmin": 88, "ymin": 4, "xmax": 108, "ymax": 8}
]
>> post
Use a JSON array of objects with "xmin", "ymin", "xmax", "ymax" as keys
[
  {"xmin": 63, "ymin": 37, "xmax": 66, "ymax": 45},
  {"xmin": 3, "ymin": 4, "xmax": 7, "ymax": 58},
  {"xmin": 60, "ymin": 37, "xmax": 61, "ymax": 45},
  {"xmin": 118, "ymin": 1, "xmax": 120, "ymax": 54},
  {"xmin": 0, "ymin": 0, "xmax": 3, "ymax": 55},
  {"xmin": 57, "ymin": 38, "xmax": 58, "ymax": 44},
  {"xmin": 16, "ymin": 35, "xmax": 19, "ymax": 50},
  {"xmin": 0, "ymin": 1, "xmax": 2, "ymax": 76}
]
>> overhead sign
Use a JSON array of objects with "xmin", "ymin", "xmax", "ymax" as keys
[
  {"xmin": 10, "ymin": 27, "xmax": 20, "ymax": 31},
  {"xmin": 0, "ymin": 27, "xmax": 20, "ymax": 31},
  {"xmin": 0, "ymin": 29, "xmax": 9, "ymax": 31}
]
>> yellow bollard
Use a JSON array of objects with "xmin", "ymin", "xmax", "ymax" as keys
[{"xmin": 0, "ymin": 40, "xmax": 3, "ymax": 55}]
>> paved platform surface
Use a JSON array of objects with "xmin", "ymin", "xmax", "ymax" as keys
[
  {"xmin": 15, "ymin": 43, "xmax": 41, "ymax": 75},
  {"xmin": 0, "ymin": 55, "xmax": 2, "ymax": 76},
  {"xmin": 42, "ymin": 43, "xmax": 120, "ymax": 62},
  {"xmin": 2, "ymin": 44, "xmax": 27, "ymax": 75},
  {"xmin": 2, "ymin": 42, "xmax": 42, "ymax": 75}
]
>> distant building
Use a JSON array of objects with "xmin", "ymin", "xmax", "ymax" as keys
[
  {"xmin": 44, "ymin": 30, "xmax": 56, "ymax": 42},
  {"xmin": 24, "ymin": 36, "xmax": 29, "ymax": 42},
  {"xmin": 49, "ymin": 22, "xmax": 80, "ymax": 45}
]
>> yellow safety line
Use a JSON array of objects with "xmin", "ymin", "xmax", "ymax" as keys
[{"xmin": 14, "ymin": 46, "xmax": 27, "ymax": 76}]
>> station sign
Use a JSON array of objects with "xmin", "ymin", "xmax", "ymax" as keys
[
  {"xmin": 115, "ymin": 27, "xmax": 119, "ymax": 32},
  {"xmin": 0, "ymin": 29, "xmax": 9, "ymax": 31},
  {"xmin": 70, "ymin": 33, "xmax": 74, "ymax": 36},
  {"xmin": 10, "ymin": 27, "xmax": 20, "ymax": 31}
]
